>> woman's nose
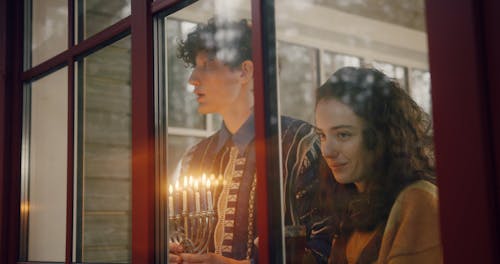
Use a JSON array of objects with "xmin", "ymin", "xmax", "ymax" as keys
[{"xmin": 322, "ymin": 140, "xmax": 340, "ymax": 158}]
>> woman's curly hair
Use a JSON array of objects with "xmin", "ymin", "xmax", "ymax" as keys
[
  {"xmin": 177, "ymin": 17, "xmax": 252, "ymax": 69},
  {"xmin": 316, "ymin": 66, "xmax": 436, "ymax": 232}
]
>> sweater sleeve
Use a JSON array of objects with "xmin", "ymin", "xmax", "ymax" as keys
[{"xmin": 377, "ymin": 181, "xmax": 443, "ymax": 264}]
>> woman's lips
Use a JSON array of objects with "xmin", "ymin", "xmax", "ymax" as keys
[{"xmin": 328, "ymin": 161, "xmax": 347, "ymax": 170}]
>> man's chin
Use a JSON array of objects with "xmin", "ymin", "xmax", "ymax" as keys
[{"xmin": 197, "ymin": 107, "xmax": 212, "ymax": 115}]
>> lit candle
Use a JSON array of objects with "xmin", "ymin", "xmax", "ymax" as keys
[
  {"xmin": 175, "ymin": 180, "xmax": 181, "ymax": 213},
  {"xmin": 207, "ymin": 179, "xmax": 213, "ymax": 211},
  {"xmin": 194, "ymin": 180, "xmax": 200, "ymax": 213},
  {"xmin": 202, "ymin": 173, "xmax": 207, "ymax": 185},
  {"xmin": 168, "ymin": 184, "xmax": 174, "ymax": 216},
  {"xmin": 200, "ymin": 174, "xmax": 207, "ymax": 211},
  {"xmin": 183, "ymin": 177, "xmax": 188, "ymax": 212}
]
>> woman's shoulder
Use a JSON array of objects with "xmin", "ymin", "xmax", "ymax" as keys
[
  {"xmin": 379, "ymin": 180, "xmax": 442, "ymax": 262},
  {"xmin": 394, "ymin": 180, "xmax": 438, "ymax": 208},
  {"xmin": 384, "ymin": 180, "xmax": 440, "ymax": 239}
]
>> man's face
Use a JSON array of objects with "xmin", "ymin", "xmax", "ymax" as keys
[{"xmin": 188, "ymin": 51, "xmax": 246, "ymax": 115}]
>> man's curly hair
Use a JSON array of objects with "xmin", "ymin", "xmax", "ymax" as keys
[
  {"xmin": 316, "ymin": 66, "xmax": 436, "ymax": 233},
  {"xmin": 177, "ymin": 18, "xmax": 252, "ymax": 69}
]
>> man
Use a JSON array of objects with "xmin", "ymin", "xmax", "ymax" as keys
[{"xmin": 170, "ymin": 18, "xmax": 337, "ymax": 263}]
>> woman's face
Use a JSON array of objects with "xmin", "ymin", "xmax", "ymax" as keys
[{"xmin": 315, "ymin": 98, "xmax": 375, "ymax": 192}]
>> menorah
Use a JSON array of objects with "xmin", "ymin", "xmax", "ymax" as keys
[{"xmin": 168, "ymin": 174, "xmax": 223, "ymax": 253}]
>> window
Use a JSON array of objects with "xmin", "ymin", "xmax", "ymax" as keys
[{"xmin": 5, "ymin": 0, "xmax": 499, "ymax": 264}]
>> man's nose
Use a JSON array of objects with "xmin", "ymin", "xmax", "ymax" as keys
[{"xmin": 188, "ymin": 70, "xmax": 201, "ymax": 86}]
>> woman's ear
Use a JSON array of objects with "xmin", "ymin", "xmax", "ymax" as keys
[{"xmin": 239, "ymin": 60, "xmax": 254, "ymax": 83}]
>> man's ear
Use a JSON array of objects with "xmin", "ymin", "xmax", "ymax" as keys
[{"xmin": 240, "ymin": 60, "xmax": 254, "ymax": 83}]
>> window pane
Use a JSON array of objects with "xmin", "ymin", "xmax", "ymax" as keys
[
  {"xmin": 26, "ymin": 0, "xmax": 68, "ymax": 69},
  {"xmin": 78, "ymin": 0, "xmax": 131, "ymax": 40},
  {"xmin": 160, "ymin": 1, "xmax": 265, "ymax": 262},
  {"xmin": 22, "ymin": 67, "xmax": 68, "ymax": 262},
  {"xmin": 275, "ymin": 0, "xmax": 439, "ymax": 263},
  {"xmin": 278, "ymin": 41, "xmax": 318, "ymax": 123},
  {"xmin": 77, "ymin": 36, "xmax": 131, "ymax": 263}
]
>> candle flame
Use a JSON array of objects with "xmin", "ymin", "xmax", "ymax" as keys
[
  {"xmin": 194, "ymin": 180, "xmax": 199, "ymax": 190},
  {"xmin": 183, "ymin": 176, "xmax": 188, "ymax": 188},
  {"xmin": 207, "ymin": 179, "xmax": 211, "ymax": 188},
  {"xmin": 169, "ymin": 184, "xmax": 173, "ymax": 194},
  {"xmin": 175, "ymin": 180, "xmax": 180, "ymax": 190}
]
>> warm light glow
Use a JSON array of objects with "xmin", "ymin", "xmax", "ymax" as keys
[
  {"xmin": 21, "ymin": 202, "xmax": 30, "ymax": 213},
  {"xmin": 207, "ymin": 179, "xmax": 211, "ymax": 189},
  {"xmin": 169, "ymin": 184, "xmax": 173, "ymax": 194},
  {"xmin": 194, "ymin": 180, "xmax": 199, "ymax": 191},
  {"xmin": 175, "ymin": 180, "xmax": 180, "ymax": 191},
  {"xmin": 183, "ymin": 176, "xmax": 188, "ymax": 188}
]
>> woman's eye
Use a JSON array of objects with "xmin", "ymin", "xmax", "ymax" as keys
[{"xmin": 337, "ymin": 132, "xmax": 351, "ymax": 140}]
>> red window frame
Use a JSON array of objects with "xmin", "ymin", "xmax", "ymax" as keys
[{"xmin": 1, "ymin": 0, "xmax": 500, "ymax": 263}]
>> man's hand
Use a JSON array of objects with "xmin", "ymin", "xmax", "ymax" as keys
[
  {"xmin": 180, "ymin": 253, "xmax": 250, "ymax": 264},
  {"xmin": 169, "ymin": 243, "xmax": 184, "ymax": 263}
]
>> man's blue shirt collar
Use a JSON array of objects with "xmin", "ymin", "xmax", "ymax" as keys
[{"xmin": 215, "ymin": 114, "xmax": 255, "ymax": 153}]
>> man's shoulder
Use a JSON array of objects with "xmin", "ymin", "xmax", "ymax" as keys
[
  {"xmin": 280, "ymin": 116, "xmax": 316, "ymax": 138},
  {"xmin": 280, "ymin": 115, "xmax": 314, "ymax": 129}
]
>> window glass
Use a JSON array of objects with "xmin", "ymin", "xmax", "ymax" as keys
[
  {"xmin": 25, "ymin": 0, "xmax": 68, "ymax": 69},
  {"xmin": 278, "ymin": 41, "xmax": 318, "ymax": 123},
  {"xmin": 158, "ymin": 1, "xmax": 276, "ymax": 262},
  {"xmin": 275, "ymin": 0, "xmax": 438, "ymax": 263},
  {"xmin": 77, "ymin": 0, "xmax": 131, "ymax": 41},
  {"xmin": 21, "ymin": 67, "xmax": 68, "ymax": 262},
  {"xmin": 76, "ymin": 35, "xmax": 131, "ymax": 263}
]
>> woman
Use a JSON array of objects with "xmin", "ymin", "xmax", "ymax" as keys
[{"xmin": 315, "ymin": 67, "xmax": 442, "ymax": 263}]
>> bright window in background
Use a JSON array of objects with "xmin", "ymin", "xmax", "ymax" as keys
[
  {"xmin": 410, "ymin": 69, "xmax": 432, "ymax": 114},
  {"xmin": 322, "ymin": 52, "xmax": 362, "ymax": 82},
  {"xmin": 371, "ymin": 60, "xmax": 409, "ymax": 91},
  {"xmin": 278, "ymin": 41, "xmax": 319, "ymax": 123}
]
